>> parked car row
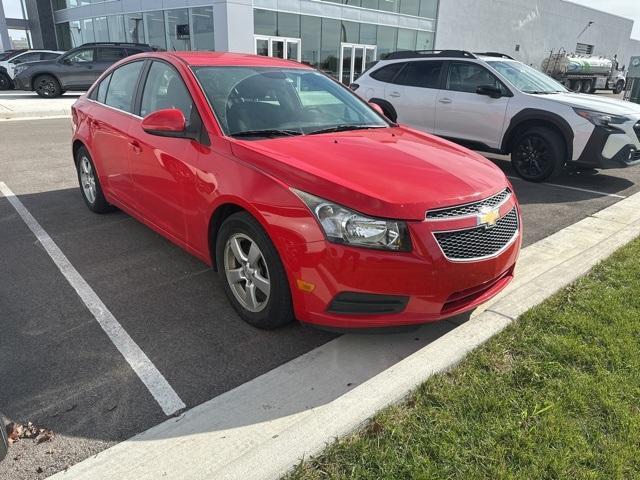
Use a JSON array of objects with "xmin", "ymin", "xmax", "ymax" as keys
[
  {"xmin": 2, "ymin": 42, "xmax": 157, "ymax": 97},
  {"xmin": 354, "ymin": 50, "xmax": 640, "ymax": 182}
]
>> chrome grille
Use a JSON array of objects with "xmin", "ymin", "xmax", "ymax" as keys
[
  {"xmin": 434, "ymin": 208, "xmax": 519, "ymax": 261},
  {"xmin": 426, "ymin": 188, "xmax": 511, "ymax": 219}
]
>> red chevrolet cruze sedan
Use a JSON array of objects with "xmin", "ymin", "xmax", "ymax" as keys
[{"xmin": 71, "ymin": 52, "xmax": 521, "ymax": 330}]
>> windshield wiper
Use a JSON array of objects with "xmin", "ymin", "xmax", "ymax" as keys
[
  {"xmin": 307, "ymin": 125, "xmax": 386, "ymax": 135},
  {"xmin": 230, "ymin": 129, "xmax": 303, "ymax": 138}
]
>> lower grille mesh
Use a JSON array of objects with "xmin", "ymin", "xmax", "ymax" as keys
[{"xmin": 434, "ymin": 208, "xmax": 519, "ymax": 261}]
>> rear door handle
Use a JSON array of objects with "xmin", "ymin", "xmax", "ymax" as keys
[
  {"xmin": 388, "ymin": 91, "xmax": 401, "ymax": 98},
  {"xmin": 438, "ymin": 98, "xmax": 452, "ymax": 104},
  {"xmin": 129, "ymin": 140, "xmax": 142, "ymax": 154}
]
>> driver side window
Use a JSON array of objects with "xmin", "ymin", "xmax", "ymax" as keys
[
  {"xmin": 446, "ymin": 62, "xmax": 508, "ymax": 95},
  {"xmin": 140, "ymin": 61, "xmax": 194, "ymax": 121},
  {"xmin": 66, "ymin": 48, "xmax": 94, "ymax": 64}
]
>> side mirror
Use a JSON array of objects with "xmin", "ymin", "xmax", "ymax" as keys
[
  {"xmin": 62, "ymin": 57, "xmax": 72, "ymax": 65},
  {"xmin": 369, "ymin": 102, "xmax": 386, "ymax": 117},
  {"xmin": 141, "ymin": 109, "xmax": 187, "ymax": 138},
  {"xmin": 476, "ymin": 85, "xmax": 503, "ymax": 99}
]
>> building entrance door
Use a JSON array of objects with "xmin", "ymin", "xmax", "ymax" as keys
[
  {"xmin": 254, "ymin": 36, "xmax": 301, "ymax": 61},
  {"xmin": 339, "ymin": 43, "xmax": 376, "ymax": 85}
]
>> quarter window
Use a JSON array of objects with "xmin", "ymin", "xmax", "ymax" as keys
[
  {"xmin": 66, "ymin": 48, "xmax": 94, "ymax": 63},
  {"xmin": 104, "ymin": 61, "xmax": 143, "ymax": 113},
  {"xmin": 446, "ymin": 62, "xmax": 508, "ymax": 94},
  {"xmin": 140, "ymin": 61, "xmax": 194, "ymax": 120},
  {"xmin": 394, "ymin": 60, "xmax": 442, "ymax": 88},
  {"xmin": 370, "ymin": 62, "xmax": 404, "ymax": 83},
  {"xmin": 96, "ymin": 74, "xmax": 111, "ymax": 103},
  {"xmin": 97, "ymin": 47, "xmax": 127, "ymax": 62}
]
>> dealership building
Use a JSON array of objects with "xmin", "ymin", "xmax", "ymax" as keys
[{"xmin": 1, "ymin": 0, "xmax": 639, "ymax": 84}]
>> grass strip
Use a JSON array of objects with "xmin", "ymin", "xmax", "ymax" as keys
[{"xmin": 287, "ymin": 238, "xmax": 640, "ymax": 480}]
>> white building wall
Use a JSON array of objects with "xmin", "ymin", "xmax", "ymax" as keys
[{"xmin": 435, "ymin": 0, "xmax": 638, "ymax": 70}]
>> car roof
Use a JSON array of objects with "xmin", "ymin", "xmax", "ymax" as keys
[{"xmin": 150, "ymin": 51, "xmax": 312, "ymax": 69}]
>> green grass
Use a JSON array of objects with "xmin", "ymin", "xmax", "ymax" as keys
[{"xmin": 287, "ymin": 238, "xmax": 640, "ymax": 480}]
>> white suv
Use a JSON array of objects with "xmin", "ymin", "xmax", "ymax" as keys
[
  {"xmin": 0, "ymin": 49, "xmax": 63, "ymax": 89},
  {"xmin": 354, "ymin": 50, "xmax": 640, "ymax": 181}
]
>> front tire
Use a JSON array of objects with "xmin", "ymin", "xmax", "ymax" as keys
[
  {"xmin": 34, "ymin": 74, "xmax": 62, "ymax": 98},
  {"xmin": 0, "ymin": 72, "xmax": 12, "ymax": 90},
  {"xmin": 75, "ymin": 146, "xmax": 113, "ymax": 213},
  {"xmin": 511, "ymin": 126, "xmax": 565, "ymax": 182},
  {"xmin": 216, "ymin": 212, "xmax": 294, "ymax": 329}
]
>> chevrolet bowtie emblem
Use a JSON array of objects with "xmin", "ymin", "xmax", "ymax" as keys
[{"xmin": 477, "ymin": 206, "xmax": 500, "ymax": 228}]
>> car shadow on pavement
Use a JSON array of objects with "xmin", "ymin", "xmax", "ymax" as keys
[{"xmin": 0, "ymin": 186, "xmax": 470, "ymax": 453}]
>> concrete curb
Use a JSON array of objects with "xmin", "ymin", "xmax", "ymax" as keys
[{"xmin": 49, "ymin": 191, "xmax": 640, "ymax": 480}]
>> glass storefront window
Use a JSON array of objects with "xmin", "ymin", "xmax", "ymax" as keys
[
  {"xmin": 378, "ymin": 0, "xmax": 399, "ymax": 13},
  {"xmin": 144, "ymin": 10, "xmax": 166, "ymax": 49},
  {"xmin": 278, "ymin": 12, "xmax": 300, "ymax": 38},
  {"xmin": 399, "ymin": 0, "xmax": 420, "ymax": 16},
  {"xmin": 419, "ymin": 0, "xmax": 438, "ymax": 19},
  {"xmin": 255, "ymin": 9, "xmax": 277, "ymax": 36},
  {"xmin": 191, "ymin": 6, "xmax": 214, "ymax": 51},
  {"xmin": 359, "ymin": 23, "xmax": 377, "ymax": 46},
  {"xmin": 56, "ymin": 23, "xmax": 72, "ymax": 50},
  {"xmin": 416, "ymin": 30, "xmax": 434, "ymax": 50},
  {"xmin": 166, "ymin": 8, "xmax": 191, "ymax": 50},
  {"xmin": 125, "ymin": 14, "xmax": 145, "ymax": 44},
  {"xmin": 108, "ymin": 15, "xmax": 126, "ymax": 43},
  {"xmin": 397, "ymin": 28, "xmax": 417, "ymax": 51},
  {"xmin": 80, "ymin": 18, "xmax": 94, "ymax": 43},
  {"xmin": 94, "ymin": 16, "xmax": 109, "ymax": 42},
  {"xmin": 376, "ymin": 25, "xmax": 397, "ymax": 58},
  {"xmin": 7, "ymin": 28, "xmax": 31, "ymax": 49},
  {"xmin": 341, "ymin": 21, "xmax": 359, "ymax": 44},
  {"xmin": 320, "ymin": 18, "xmax": 340, "ymax": 76},
  {"xmin": 69, "ymin": 20, "xmax": 82, "ymax": 46},
  {"xmin": 301, "ymin": 15, "xmax": 321, "ymax": 67}
]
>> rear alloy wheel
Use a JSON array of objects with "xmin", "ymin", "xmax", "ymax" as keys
[
  {"xmin": 581, "ymin": 79, "xmax": 593, "ymax": 93},
  {"xmin": 75, "ymin": 146, "xmax": 114, "ymax": 213},
  {"xmin": 613, "ymin": 80, "xmax": 625, "ymax": 95},
  {"xmin": 216, "ymin": 212, "xmax": 294, "ymax": 329},
  {"xmin": 511, "ymin": 127, "xmax": 564, "ymax": 182},
  {"xmin": 34, "ymin": 74, "xmax": 62, "ymax": 98},
  {"xmin": 0, "ymin": 72, "xmax": 11, "ymax": 90}
]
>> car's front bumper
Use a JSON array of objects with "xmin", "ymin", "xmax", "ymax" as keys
[
  {"xmin": 287, "ymin": 197, "xmax": 522, "ymax": 329},
  {"xmin": 575, "ymin": 121, "xmax": 640, "ymax": 169}
]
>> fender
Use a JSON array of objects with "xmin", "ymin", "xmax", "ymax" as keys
[{"xmin": 502, "ymin": 108, "xmax": 574, "ymax": 159}]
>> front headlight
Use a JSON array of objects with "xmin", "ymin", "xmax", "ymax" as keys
[
  {"xmin": 574, "ymin": 108, "xmax": 629, "ymax": 127},
  {"xmin": 292, "ymin": 189, "xmax": 411, "ymax": 252}
]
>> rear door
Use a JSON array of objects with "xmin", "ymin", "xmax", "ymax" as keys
[
  {"xmin": 92, "ymin": 47, "xmax": 128, "ymax": 86},
  {"xmin": 384, "ymin": 60, "xmax": 444, "ymax": 132},
  {"xmin": 88, "ymin": 60, "xmax": 145, "ymax": 208},
  {"xmin": 435, "ymin": 61, "xmax": 511, "ymax": 148}
]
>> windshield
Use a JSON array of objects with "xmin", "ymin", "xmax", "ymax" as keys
[
  {"xmin": 192, "ymin": 67, "xmax": 389, "ymax": 137},
  {"xmin": 486, "ymin": 60, "xmax": 567, "ymax": 94}
]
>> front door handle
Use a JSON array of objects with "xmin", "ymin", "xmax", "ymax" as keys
[
  {"xmin": 438, "ymin": 98, "xmax": 452, "ymax": 104},
  {"xmin": 129, "ymin": 140, "xmax": 142, "ymax": 154},
  {"xmin": 388, "ymin": 91, "xmax": 401, "ymax": 98}
]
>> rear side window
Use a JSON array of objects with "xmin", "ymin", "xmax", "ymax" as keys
[
  {"xmin": 97, "ymin": 47, "xmax": 127, "ymax": 62},
  {"xmin": 126, "ymin": 48, "xmax": 145, "ymax": 55},
  {"xmin": 394, "ymin": 60, "xmax": 443, "ymax": 88},
  {"xmin": 140, "ymin": 61, "xmax": 194, "ymax": 120},
  {"xmin": 96, "ymin": 74, "xmax": 111, "ymax": 103},
  {"xmin": 370, "ymin": 62, "xmax": 405, "ymax": 83},
  {"xmin": 104, "ymin": 61, "xmax": 143, "ymax": 113}
]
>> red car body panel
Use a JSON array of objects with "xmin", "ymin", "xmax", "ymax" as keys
[{"xmin": 71, "ymin": 52, "xmax": 521, "ymax": 329}]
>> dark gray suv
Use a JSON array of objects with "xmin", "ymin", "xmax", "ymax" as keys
[{"xmin": 13, "ymin": 42, "xmax": 157, "ymax": 98}]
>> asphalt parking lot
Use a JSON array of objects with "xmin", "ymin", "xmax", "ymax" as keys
[{"xmin": 1, "ymin": 114, "xmax": 640, "ymax": 479}]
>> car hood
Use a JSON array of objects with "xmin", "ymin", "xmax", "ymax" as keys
[
  {"xmin": 230, "ymin": 127, "xmax": 508, "ymax": 220},
  {"xmin": 541, "ymin": 92, "xmax": 640, "ymax": 116}
]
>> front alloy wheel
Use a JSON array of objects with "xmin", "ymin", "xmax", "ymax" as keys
[
  {"xmin": 35, "ymin": 75, "xmax": 61, "ymax": 98},
  {"xmin": 511, "ymin": 127, "xmax": 564, "ymax": 182},
  {"xmin": 224, "ymin": 233, "xmax": 271, "ymax": 313}
]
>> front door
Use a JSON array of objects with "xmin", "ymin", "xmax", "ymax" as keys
[
  {"xmin": 435, "ymin": 61, "xmax": 511, "ymax": 149},
  {"xmin": 254, "ymin": 36, "xmax": 301, "ymax": 62},
  {"xmin": 60, "ymin": 47, "xmax": 99, "ymax": 88},
  {"xmin": 339, "ymin": 43, "xmax": 376, "ymax": 85}
]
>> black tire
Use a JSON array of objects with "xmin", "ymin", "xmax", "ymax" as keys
[
  {"xmin": 216, "ymin": 212, "xmax": 294, "ymax": 329},
  {"xmin": 511, "ymin": 126, "xmax": 565, "ymax": 182},
  {"xmin": 569, "ymin": 79, "xmax": 581, "ymax": 93},
  {"xmin": 75, "ymin": 146, "xmax": 114, "ymax": 213},
  {"xmin": 369, "ymin": 98, "xmax": 397, "ymax": 123},
  {"xmin": 0, "ymin": 72, "xmax": 11, "ymax": 90},
  {"xmin": 34, "ymin": 74, "xmax": 62, "ymax": 98},
  {"xmin": 613, "ymin": 80, "xmax": 624, "ymax": 95},
  {"xmin": 581, "ymin": 79, "xmax": 593, "ymax": 93}
]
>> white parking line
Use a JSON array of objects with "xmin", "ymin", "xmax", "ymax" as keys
[
  {"xmin": 506, "ymin": 175, "xmax": 627, "ymax": 199},
  {"xmin": 0, "ymin": 181, "xmax": 185, "ymax": 416}
]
